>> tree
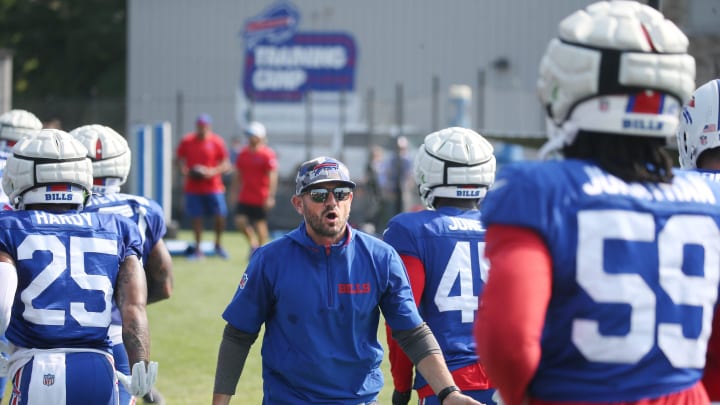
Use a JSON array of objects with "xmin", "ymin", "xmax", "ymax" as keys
[{"xmin": 0, "ymin": 0, "xmax": 126, "ymax": 99}]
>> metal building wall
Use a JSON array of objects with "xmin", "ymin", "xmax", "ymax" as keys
[{"xmin": 127, "ymin": 0, "xmax": 595, "ymax": 143}]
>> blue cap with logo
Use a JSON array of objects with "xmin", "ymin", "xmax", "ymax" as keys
[
  {"xmin": 196, "ymin": 113, "xmax": 212, "ymax": 126},
  {"xmin": 295, "ymin": 156, "xmax": 356, "ymax": 195}
]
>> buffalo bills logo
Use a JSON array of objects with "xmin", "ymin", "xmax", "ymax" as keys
[
  {"xmin": 311, "ymin": 162, "xmax": 339, "ymax": 176},
  {"xmin": 243, "ymin": 2, "xmax": 300, "ymax": 50}
]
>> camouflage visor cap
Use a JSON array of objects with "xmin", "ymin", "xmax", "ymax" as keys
[{"xmin": 295, "ymin": 156, "xmax": 356, "ymax": 195}]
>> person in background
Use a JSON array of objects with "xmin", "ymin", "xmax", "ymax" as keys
[
  {"xmin": 475, "ymin": 2, "xmax": 719, "ymax": 405},
  {"xmin": 378, "ymin": 136, "xmax": 414, "ymax": 231},
  {"xmin": 362, "ymin": 144, "xmax": 384, "ymax": 234},
  {"xmin": 384, "ymin": 127, "xmax": 497, "ymax": 405},
  {"xmin": 0, "ymin": 109, "xmax": 43, "ymax": 210},
  {"xmin": 228, "ymin": 135, "xmax": 243, "ymax": 166},
  {"xmin": 0, "ymin": 108, "xmax": 42, "ymax": 404},
  {"xmin": 212, "ymin": 156, "xmax": 483, "ymax": 405},
  {"xmin": 0, "ymin": 129, "xmax": 157, "ymax": 404},
  {"xmin": 71, "ymin": 124, "xmax": 173, "ymax": 405},
  {"xmin": 228, "ymin": 121, "xmax": 278, "ymax": 256},
  {"xmin": 175, "ymin": 113, "xmax": 231, "ymax": 260},
  {"xmin": 41, "ymin": 117, "xmax": 63, "ymax": 130},
  {"xmin": 676, "ymin": 78, "xmax": 720, "ymax": 405}
]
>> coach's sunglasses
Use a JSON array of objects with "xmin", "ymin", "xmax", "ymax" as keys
[{"xmin": 305, "ymin": 187, "xmax": 353, "ymax": 203}]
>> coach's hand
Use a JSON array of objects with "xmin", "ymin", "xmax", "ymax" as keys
[
  {"xmin": 392, "ymin": 389, "xmax": 411, "ymax": 405},
  {"xmin": 116, "ymin": 360, "xmax": 158, "ymax": 397}
]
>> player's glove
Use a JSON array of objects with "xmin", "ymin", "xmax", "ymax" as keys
[
  {"xmin": 392, "ymin": 389, "xmax": 411, "ymax": 405},
  {"xmin": 116, "ymin": 361, "xmax": 158, "ymax": 397}
]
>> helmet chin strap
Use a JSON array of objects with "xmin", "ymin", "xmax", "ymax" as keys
[{"xmin": 538, "ymin": 119, "xmax": 578, "ymax": 160}]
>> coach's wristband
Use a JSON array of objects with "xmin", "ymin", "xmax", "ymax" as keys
[{"xmin": 437, "ymin": 385, "xmax": 461, "ymax": 404}]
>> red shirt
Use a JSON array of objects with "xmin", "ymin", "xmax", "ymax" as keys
[
  {"xmin": 704, "ymin": 312, "xmax": 720, "ymax": 401},
  {"xmin": 176, "ymin": 131, "xmax": 228, "ymax": 194},
  {"xmin": 234, "ymin": 145, "xmax": 277, "ymax": 206}
]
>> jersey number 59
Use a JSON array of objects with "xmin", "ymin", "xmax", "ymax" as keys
[{"xmin": 574, "ymin": 210, "xmax": 720, "ymax": 368}]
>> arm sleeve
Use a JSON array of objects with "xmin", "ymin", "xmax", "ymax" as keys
[
  {"xmin": 703, "ymin": 304, "xmax": 720, "ymax": 400},
  {"xmin": 213, "ymin": 323, "xmax": 259, "ymax": 395},
  {"xmin": 385, "ymin": 254, "xmax": 426, "ymax": 392},
  {"xmin": 392, "ymin": 323, "xmax": 442, "ymax": 366},
  {"xmin": 474, "ymin": 225, "xmax": 552, "ymax": 405}
]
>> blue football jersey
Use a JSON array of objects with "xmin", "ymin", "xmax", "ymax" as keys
[
  {"xmin": 481, "ymin": 159, "xmax": 720, "ymax": 402},
  {"xmin": 85, "ymin": 193, "xmax": 167, "ymax": 265},
  {"xmin": 0, "ymin": 210, "xmax": 142, "ymax": 351},
  {"xmin": 384, "ymin": 207, "xmax": 486, "ymax": 389},
  {"xmin": 85, "ymin": 193, "xmax": 167, "ymax": 330}
]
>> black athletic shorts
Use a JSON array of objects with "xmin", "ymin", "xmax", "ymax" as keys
[{"xmin": 235, "ymin": 203, "xmax": 267, "ymax": 221}]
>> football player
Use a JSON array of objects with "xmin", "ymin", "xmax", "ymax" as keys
[
  {"xmin": 384, "ymin": 127, "xmax": 497, "ymax": 405},
  {"xmin": 0, "ymin": 109, "xmax": 42, "ymax": 210},
  {"xmin": 0, "ymin": 109, "xmax": 41, "ymax": 403},
  {"xmin": 0, "ymin": 129, "xmax": 157, "ymax": 404},
  {"xmin": 475, "ymin": 1, "xmax": 720, "ymax": 405},
  {"xmin": 676, "ymin": 78, "xmax": 720, "ymax": 405},
  {"xmin": 70, "ymin": 124, "xmax": 173, "ymax": 405}
]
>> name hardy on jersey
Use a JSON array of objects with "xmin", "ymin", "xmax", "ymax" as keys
[
  {"xmin": 699, "ymin": 171, "xmax": 720, "ymax": 183},
  {"xmin": 582, "ymin": 166, "xmax": 717, "ymax": 203},
  {"xmin": 32, "ymin": 211, "xmax": 93, "ymax": 226}
]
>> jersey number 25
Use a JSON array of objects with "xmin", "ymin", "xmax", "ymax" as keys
[{"xmin": 20, "ymin": 234, "xmax": 115, "ymax": 327}]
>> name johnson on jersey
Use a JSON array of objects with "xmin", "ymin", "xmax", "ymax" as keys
[{"xmin": 582, "ymin": 166, "xmax": 716, "ymax": 203}]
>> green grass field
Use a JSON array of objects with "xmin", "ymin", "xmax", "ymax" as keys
[{"xmin": 147, "ymin": 230, "xmax": 399, "ymax": 404}]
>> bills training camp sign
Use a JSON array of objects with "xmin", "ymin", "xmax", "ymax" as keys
[{"xmin": 241, "ymin": 2, "xmax": 357, "ymax": 102}]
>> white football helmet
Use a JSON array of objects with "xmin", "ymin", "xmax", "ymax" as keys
[
  {"xmin": 0, "ymin": 109, "xmax": 43, "ymax": 142},
  {"xmin": 3, "ymin": 129, "xmax": 92, "ymax": 210},
  {"xmin": 414, "ymin": 127, "xmax": 495, "ymax": 209},
  {"xmin": 677, "ymin": 79, "xmax": 720, "ymax": 169},
  {"xmin": 537, "ymin": 0, "xmax": 695, "ymax": 156},
  {"xmin": 69, "ymin": 124, "xmax": 131, "ymax": 194}
]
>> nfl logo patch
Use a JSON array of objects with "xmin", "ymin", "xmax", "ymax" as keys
[
  {"xmin": 701, "ymin": 135, "xmax": 708, "ymax": 145},
  {"xmin": 239, "ymin": 273, "xmax": 249, "ymax": 289},
  {"xmin": 599, "ymin": 98, "xmax": 609, "ymax": 111},
  {"xmin": 43, "ymin": 373, "xmax": 55, "ymax": 386}
]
